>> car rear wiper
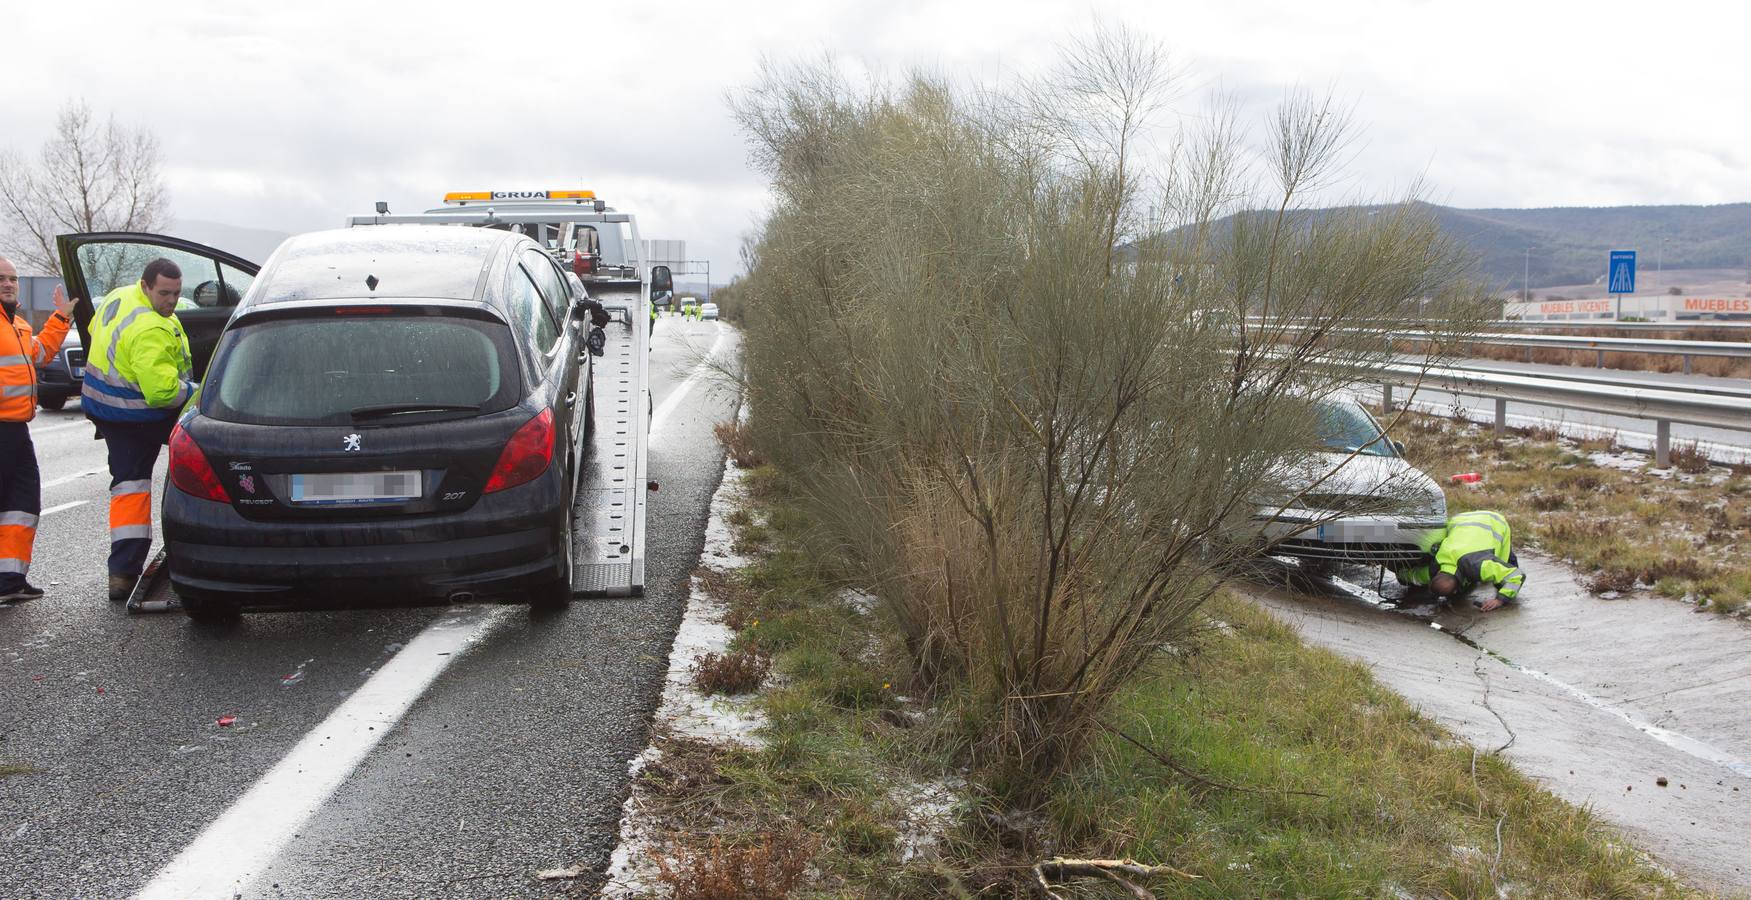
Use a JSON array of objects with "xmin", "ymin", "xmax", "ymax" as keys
[{"xmin": 350, "ymin": 402, "xmax": 482, "ymax": 420}]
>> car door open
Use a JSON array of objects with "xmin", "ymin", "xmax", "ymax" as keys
[{"xmin": 55, "ymin": 232, "xmax": 262, "ymax": 379}]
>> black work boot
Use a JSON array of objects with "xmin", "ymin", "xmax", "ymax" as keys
[
  {"xmin": 108, "ymin": 575, "xmax": 138, "ymax": 603},
  {"xmin": 0, "ymin": 582, "xmax": 44, "ymax": 603}
]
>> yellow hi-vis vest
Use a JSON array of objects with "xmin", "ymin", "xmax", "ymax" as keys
[{"xmin": 81, "ymin": 284, "xmax": 194, "ymax": 423}]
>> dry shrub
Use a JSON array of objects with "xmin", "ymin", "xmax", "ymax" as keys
[
  {"xmin": 729, "ymin": 29, "xmax": 1489, "ymax": 803},
  {"xmin": 1528, "ymin": 492, "xmax": 1569, "ymax": 512},
  {"xmin": 1517, "ymin": 422, "xmax": 1561, "ymax": 442},
  {"xmin": 1538, "ymin": 515, "xmax": 1612, "ymax": 545},
  {"xmin": 692, "ymin": 646, "xmax": 772, "ymax": 695},
  {"xmin": 1585, "ymin": 568, "xmax": 1637, "ymax": 594},
  {"xmin": 715, "ymin": 419, "xmax": 766, "ymax": 469},
  {"xmin": 655, "ymin": 830, "xmax": 816, "ymax": 900},
  {"xmin": 1669, "ymin": 441, "xmax": 1710, "ymax": 474}
]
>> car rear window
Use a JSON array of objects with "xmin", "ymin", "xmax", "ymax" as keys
[{"xmin": 202, "ymin": 313, "xmax": 521, "ymax": 426}]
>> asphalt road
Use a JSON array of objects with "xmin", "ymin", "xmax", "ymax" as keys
[{"xmin": 0, "ymin": 317, "xmax": 739, "ymax": 898}]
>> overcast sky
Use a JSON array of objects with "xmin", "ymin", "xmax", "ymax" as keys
[{"xmin": 6, "ymin": 0, "xmax": 1747, "ymax": 279}]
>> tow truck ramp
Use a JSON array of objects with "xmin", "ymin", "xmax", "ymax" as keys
[{"xmin": 570, "ymin": 296, "xmax": 650, "ymax": 597}]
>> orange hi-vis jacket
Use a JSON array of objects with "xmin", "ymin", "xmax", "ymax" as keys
[{"xmin": 1, "ymin": 306, "xmax": 71, "ymax": 422}]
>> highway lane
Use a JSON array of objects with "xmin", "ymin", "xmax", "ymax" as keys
[{"xmin": 0, "ymin": 319, "xmax": 738, "ymax": 898}]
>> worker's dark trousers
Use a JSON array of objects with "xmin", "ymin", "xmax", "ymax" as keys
[
  {"xmin": 101, "ymin": 419, "xmax": 173, "ymax": 579},
  {"xmin": 0, "ymin": 422, "xmax": 42, "ymax": 593}
]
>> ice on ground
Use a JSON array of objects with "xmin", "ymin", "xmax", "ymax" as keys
[
  {"xmin": 891, "ymin": 775, "xmax": 966, "ymax": 864},
  {"xmin": 601, "ymin": 458, "xmax": 765, "ymax": 899},
  {"xmin": 1590, "ymin": 450, "xmax": 1651, "ymax": 473}
]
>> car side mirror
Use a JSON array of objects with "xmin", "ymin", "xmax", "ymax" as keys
[
  {"xmin": 1392, "ymin": 439, "xmax": 1407, "ymax": 456},
  {"xmin": 650, "ymin": 265, "xmax": 673, "ymax": 294}
]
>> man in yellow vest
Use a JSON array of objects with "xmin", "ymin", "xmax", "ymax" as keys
[
  {"xmin": 1396, "ymin": 509, "xmax": 1525, "ymax": 611},
  {"xmin": 0, "ymin": 256, "xmax": 75, "ymax": 603},
  {"xmin": 81, "ymin": 258, "xmax": 196, "ymax": 603}
]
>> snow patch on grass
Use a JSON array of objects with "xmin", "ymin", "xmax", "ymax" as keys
[{"xmin": 601, "ymin": 459, "xmax": 764, "ymax": 898}]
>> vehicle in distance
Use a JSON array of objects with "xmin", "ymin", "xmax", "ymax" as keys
[
  {"xmin": 35, "ymin": 330, "xmax": 84, "ymax": 410},
  {"xmin": 1254, "ymin": 396, "xmax": 1446, "ymax": 572},
  {"xmin": 146, "ymin": 226, "xmax": 596, "ymax": 618},
  {"xmin": 699, "ymin": 302, "xmax": 719, "ymax": 321}
]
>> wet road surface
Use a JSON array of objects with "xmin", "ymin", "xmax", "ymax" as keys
[
  {"xmin": 1242, "ymin": 553, "xmax": 1751, "ymax": 892},
  {"xmin": 0, "ymin": 319, "xmax": 738, "ymax": 898}
]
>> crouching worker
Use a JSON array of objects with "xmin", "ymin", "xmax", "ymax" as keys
[{"xmin": 1396, "ymin": 509, "xmax": 1524, "ymax": 611}]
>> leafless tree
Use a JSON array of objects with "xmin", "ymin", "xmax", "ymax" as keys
[{"xmin": 0, "ymin": 100, "xmax": 169, "ymax": 276}]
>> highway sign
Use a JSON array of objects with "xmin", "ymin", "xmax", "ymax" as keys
[{"xmin": 1609, "ymin": 250, "xmax": 1637, "ymax": 294}]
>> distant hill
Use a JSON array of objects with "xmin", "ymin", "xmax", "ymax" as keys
[
  {"xmin": 1189, "ymin": 202, "xmax": 1751, "ymax": 293},
  {"xmin": 1419, "ymin": 203, "xmax": 1751, "ymax": 291}
]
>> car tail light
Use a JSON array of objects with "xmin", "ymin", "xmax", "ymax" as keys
[
  {"xmin": 169, "ymin": 424, "xmax": 231, "ymax": 502},
  {"xmin": 484, "ymin": 408, "xmax": 554, "ymax": 494},
  {"xmin": 573, "ymin": 253, "xmax": 594, "ymax": 276}
]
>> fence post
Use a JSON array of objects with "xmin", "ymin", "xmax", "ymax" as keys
[
  {"xmin": 1595, "ymin": 349, "xmax": 1605, "ymax": 368},
  {"xmin": 1655, "ymin": 420, "xmax": 1671, "ymax": 468},
  {"xmin": 1381, "ymin": 383, "xmax": 1394, "ymax": 413},
  {"xmin": 1494, "ymin": 397, "xmax": 1507, "ymax": 437},
  {"xmin": 1682, "ymin": 354, "xmax": 1692, "ymax": 375}
]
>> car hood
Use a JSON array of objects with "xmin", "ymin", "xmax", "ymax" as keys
[{"xmin": 1264, "ymin": 452, "xmax": 1446, "ymax": 517}]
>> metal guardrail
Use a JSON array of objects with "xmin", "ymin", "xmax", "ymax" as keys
[
  {"xmin": 1257, "ymin": 320, "xmax": 1751, "ymax": 373},
  {"xmin": 1394, "ymin": 330, "xmax": 1751, "ymax": 374},
  {"xmin": 1375, "ymin": 361, "xmax": 1751, "ymax": 466}
]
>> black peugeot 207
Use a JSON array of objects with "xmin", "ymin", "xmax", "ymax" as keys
[{"xmin": 159, "ymin": 225, "xmax": 595, "ymax": 619}]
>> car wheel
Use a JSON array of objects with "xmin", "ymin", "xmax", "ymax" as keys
[
  {"xmin": 583, "ymin": 378, "xmax": 595, "ymax": 441},
  {"xmin": 531, "ymin": 513, "xmax": 575, "ymax": 610},
  {"xmin": 182, "ymin": 594, "xmax": 242, "ymax": 622},
  {"xmin": 38, "ymin": 395, "xmax": 66, "ymax": 411}
]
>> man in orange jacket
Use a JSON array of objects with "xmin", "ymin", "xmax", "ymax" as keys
[{"xmin": 0, "ymin": 256, "xmax": 74, "ymax": 603}]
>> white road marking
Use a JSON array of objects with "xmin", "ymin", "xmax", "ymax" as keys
[
  {"xmin": 43, "ymin": 466, "xmax": 108, "ymax": 489},
  {"xmin": 1323, "ymin": 574, "xmax": 1751, "ymax": 779},
  {"xmin": 650, "ymin": 325, "xmax": 729, "ymax": 438},
  {"xmin": 29, "ymin": 420, "xmax": 90, "ymax": 437},
  {"xmin": 41, "ymin": 500, "xmax": 88, "ymax": 516},
  {"xmin": 136, "ymin": 605, "xmax": 512, "ymax": 900}
]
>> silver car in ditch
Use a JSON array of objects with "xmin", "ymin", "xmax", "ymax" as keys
[{"xmin": 1255, "ymin": 396, "xmax": 1447, "ymax": 571}]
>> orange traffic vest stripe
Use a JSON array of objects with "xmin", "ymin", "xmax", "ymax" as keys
[{"xmin": 0, "ymin": 311, "xmax": 71, "ymax": 422}]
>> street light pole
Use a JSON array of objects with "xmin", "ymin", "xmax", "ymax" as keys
[{"xmin": 1523, "ymin": 246, "xmax": 1532, "ymax": 304}]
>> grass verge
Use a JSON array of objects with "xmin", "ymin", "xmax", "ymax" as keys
[
  {"xmin": 1389, "ymin": 407, "xmax": 1751, "ymax": 614},
  {"xmin": 643, "ymin": 465, "xmax": 1690, "ymax": 898}
]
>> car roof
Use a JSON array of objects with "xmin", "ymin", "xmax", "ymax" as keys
[{"xmin": 245, "ymin": 225, "xmax": 521, "ymax": 309}]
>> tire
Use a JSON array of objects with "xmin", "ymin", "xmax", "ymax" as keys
[
  {"xmin": 38, "ymin": 395, "xmax": 67, "ymax": 411},
  {"xmin": 1296, "ymin": 558, "xmax": 1337, "ymax": 579},
  {"xmin": 531, "ymin": 513, "xmax": 575, "ymax": 610},
  {"xmin": 182, "ymin": 594, "xmax": 242, "ymax": 622}
]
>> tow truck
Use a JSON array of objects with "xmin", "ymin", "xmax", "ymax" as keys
[
  {"xmin": 89, "ymin": 188, "xmax": 662, "ymax": 612},
  {"xmin": 340, "ymin": 190, "xmax": 661, "ymax": 599}
]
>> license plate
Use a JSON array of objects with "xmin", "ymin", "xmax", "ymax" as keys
[{"xmin": 291, "ymin": 471, "xmax": 421, "ymax": 504}]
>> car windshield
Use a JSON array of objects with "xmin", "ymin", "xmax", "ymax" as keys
[
  {"xmin": 1315, "ymin": 400, "xmax": 1395, "ymax": 457},
  {"xmin": 203, "ymin": 313, "xmax": 520, "ymax": 426}
]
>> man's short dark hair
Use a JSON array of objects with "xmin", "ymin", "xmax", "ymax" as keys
[{"xmin": 142, "ymin": 258, "xmax": 182, "ymax": 288}]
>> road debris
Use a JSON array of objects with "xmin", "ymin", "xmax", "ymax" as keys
[
  {"xmin": 535, "ymin": 866, "xmax": 585, "ymax": 881},
  {"xmin": 216, "ymin": 715, "xmax": 236, "ymax": 727}
]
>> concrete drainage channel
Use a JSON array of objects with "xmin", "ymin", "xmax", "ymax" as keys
[{"xmin": 1238, "ymin": 555, "xmax": 1751, "ymax": 891}]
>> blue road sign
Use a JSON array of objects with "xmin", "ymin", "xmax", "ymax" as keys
[{"xmin": 1608, "ymin": 250, "xmax": 1637, "ymax": 294}]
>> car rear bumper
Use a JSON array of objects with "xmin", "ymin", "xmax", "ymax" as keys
[
  {"xmin": 163, "ymin": 481, "xmax": 569, "ymax": 608},
  {"xmin": 1255, "ymin": 513, "xmax": 1445, "ymax": 565}
]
